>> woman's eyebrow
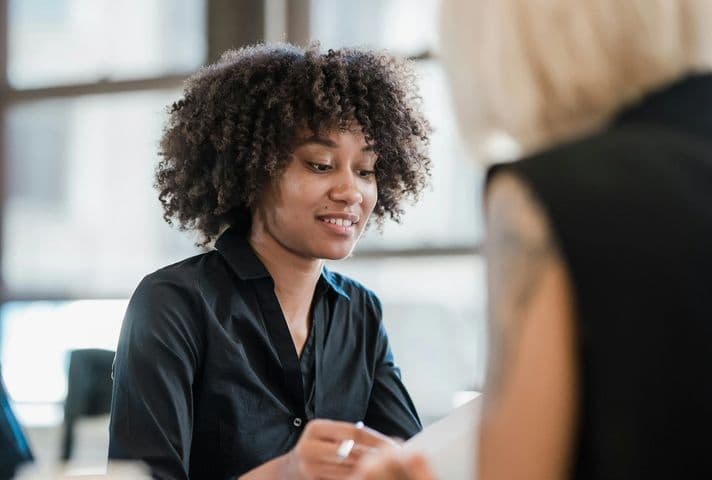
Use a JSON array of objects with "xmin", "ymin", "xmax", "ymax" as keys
[{"xmin": 296, "ymin": 136, "xmax": 337, "ymax": 148}]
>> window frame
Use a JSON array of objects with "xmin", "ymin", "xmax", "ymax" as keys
[{"xmin": 0, "ymin": 0, "xmax": 482, "ymax": 304}]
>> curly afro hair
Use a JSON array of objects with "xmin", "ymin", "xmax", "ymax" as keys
[{"xmin": 157, "ymin": 43, "xmax": 431, "ymax": 245}]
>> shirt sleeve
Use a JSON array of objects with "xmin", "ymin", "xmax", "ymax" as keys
[
  {"xmin": 364, "ymin": 294, "xmax": 422, "ymax": 440},
  {"xmin": 109, "ymin": 274, "xmax": 203, "ymax": 480}
]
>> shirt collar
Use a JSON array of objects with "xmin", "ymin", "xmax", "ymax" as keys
[
  {"xmin": 215, "ymin": 227, "xmax": 351, "ymax": 300},
  {"xmin": 214, "ymin": 227, "xmax": 270, "ymax": 280},
  {"xmin": 319, "ymin": 266, "xmax": 350, "ymax": 300}
]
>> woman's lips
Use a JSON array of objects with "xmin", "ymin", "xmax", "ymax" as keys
[{"xmin": 316, "ymin": 215, "xmax": 359, "ymax": 235}]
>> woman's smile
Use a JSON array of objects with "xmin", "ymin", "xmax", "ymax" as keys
[
  {"xmin": 252, "ymin": 129, "xmax": 378, "ymax": 261},
  {"xmin": 316, "ymin": 212, "xmax": 360, "ymax": 236}
]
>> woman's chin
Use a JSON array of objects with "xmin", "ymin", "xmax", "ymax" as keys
[{"xmin": 315, "ymin": 244, "xmax": 356, "ymax": 261}]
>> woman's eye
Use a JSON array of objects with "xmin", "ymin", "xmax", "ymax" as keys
[
  {"xmin": 359, "ymin": 170, "xmax": 376, "ymax": 178},
  {"xmin": 309, "ymin": 163, "xmax": 331, "ymax": 172}
]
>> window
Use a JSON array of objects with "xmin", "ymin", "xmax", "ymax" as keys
[
  {"xmin": 4, "ymin": 90, "xmax": 199, "ymax": 297},
  {"xmin": 1, "ymin": 1, "xmax": 486, "ymax": 432},
  {"xmin": 1, "ymin": 1, "xmax": 207, "ymax": 431},
  {"xmin": 8, "ymin": 0, "xmax": 205, "ymax": 88}
]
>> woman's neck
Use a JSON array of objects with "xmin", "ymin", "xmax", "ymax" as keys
[{"xmin": 247, "ymin": 223, "xmax": 322, "ymax": 325}]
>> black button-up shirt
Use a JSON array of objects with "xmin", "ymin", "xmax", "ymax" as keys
[{"xmin": 108, "ymin": 228, "xmax": 421, "ymax": 479}]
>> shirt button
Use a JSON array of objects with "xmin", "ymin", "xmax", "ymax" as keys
[{"xmin": 292, "ymin": 417, "xmax": 303, "ymax": 428}]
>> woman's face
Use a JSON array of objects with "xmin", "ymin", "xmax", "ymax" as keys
[{"xmin": 253, "ymin": 128, "xmax": 378, "ymax": 261}]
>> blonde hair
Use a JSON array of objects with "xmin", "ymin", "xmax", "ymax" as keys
[{"xmin": 440, "ymin": 0, "xmax": 712, "ymax": 157}]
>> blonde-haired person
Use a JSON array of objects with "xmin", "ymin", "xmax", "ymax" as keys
[{"xmin": 352, "ymin": 0, "xmax": 712, "ymax": 479}]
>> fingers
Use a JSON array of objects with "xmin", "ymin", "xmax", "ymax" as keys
[
  {"xmin": 402, "ymin": 454, "xmax": 435, "ymax": 480},
  {"xmin": 296, "ymin": 436, "xmax": 369, "ymax": 466},
  {"xmin": 295, "ymin": 418, "xmax": 404, "ymax": 479},
  {"xmin": 353, "ymin": 451, "xmax": 435, "ymax": 480},
  {"xmin": 354, "ymin": 426, "xmax": 400, "ymax": 449},
  {"xmin": 349, "ymin": 444, "xmax": 379, "ymax": 461},
  {"xmin": 302, "ymin": 461, "xmax": 353, "ymax": 479},
  {"xmin": 306, "ymin": 419, "xmax": 400, "ymax": 449}
]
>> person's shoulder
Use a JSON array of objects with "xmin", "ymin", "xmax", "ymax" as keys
[
  {"xmin": 124, "ymin": 252, "xmax": 226, "ymax": 334},
  {"xmin": 324, "ymin": 270, "xmax": 388, "ymax": 344},
  {"xmin": 522, "ymin": 129, "xmax": 622, "ymax": 164},
  {"xmin": 137, "ymin": 250, "xmax": 222, "ymax": 289},
  {"xmin": 118, "ymin": 254, "xmax": 218, "ymax": 358},
  {"xmin": 323, "ymin": 269, "xmax": 382, "ymax": 313},
  {"xmin": 522, "ymin": 123, "xmax": 698, "ymax": 169},
  {"xmin": 130, "ymin": 250, "xmax": 228, "ymax": 308}
]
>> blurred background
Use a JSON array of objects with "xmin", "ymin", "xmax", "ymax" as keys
[{"xmin": 0, "ymin": 0, "xmax": 487, "ymax": 472}]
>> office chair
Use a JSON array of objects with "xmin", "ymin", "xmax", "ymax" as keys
[{"xmin": 61, "ymin": 349, "xmax": 115, "ymax": 461}]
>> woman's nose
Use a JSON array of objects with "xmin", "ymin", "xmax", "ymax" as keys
[{"xmin": 329, "ymin": 175, "xmax": 364, "ymax": 205}]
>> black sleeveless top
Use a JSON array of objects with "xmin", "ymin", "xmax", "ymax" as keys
[{"xmin": 488, "ymin": 74, "xmax": 712, "ymax": 479}]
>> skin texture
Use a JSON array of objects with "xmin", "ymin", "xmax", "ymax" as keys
[
  {"xmin": 348, "ymin": 173, "xmax": 578, "ymax": 480},
  {"xmin": 249, "ymin": 129, "xmax": 378, "ymax": 356},
  {"xmin": 240, "ymin": 420, "xmax": 399, "ymax": 480},
  {"xmin": 478, "ymin": 173, "xmax": 578, "ymax": 480},
  {"xmin": 251, "ymin": 129, "xmax": 378, "ymax": 263},
  {"xmin": 352, "ymin": 450, "xmax": 435, "ymax": 480},
  {"xmin": 285, "ymin": 420, "xmax": 399, "ymax": 480}
]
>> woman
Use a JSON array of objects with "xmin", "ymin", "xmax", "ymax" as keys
[
  {"xmin": 354, "ymin": 0, "xmax": 712, "ymax": 479},
  {"xmin": 108, "ymin": 43, "xmax": 431, "ymax": 479}
]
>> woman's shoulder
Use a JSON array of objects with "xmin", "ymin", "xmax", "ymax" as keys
[
  {"xmin": 322, "ymin": 268, "xmax": 382, "ymax": 313},
  {"xmin": 131, "ymin": 250, "xmax": 229, "ymax": 303},
  {"xmin": 123, "ymin": 251, "xmax": 235, "ymax": 340},
  {"xmin": 517, "ymin": 122, "xmax": 707, "ymax": 174}
]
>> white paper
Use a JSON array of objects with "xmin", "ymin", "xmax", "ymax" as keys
[{"xmin": 403, "ymin": 394, "xmax": 482, "ymax": 480}]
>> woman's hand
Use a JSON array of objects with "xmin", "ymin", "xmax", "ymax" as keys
[
  {"xmin": 283, "ymin": 419, "xmax": 400, "ymax": 480},
  {"xmin": 349, "ymin": 450, "xmax": 434, "ymax": 480}
]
